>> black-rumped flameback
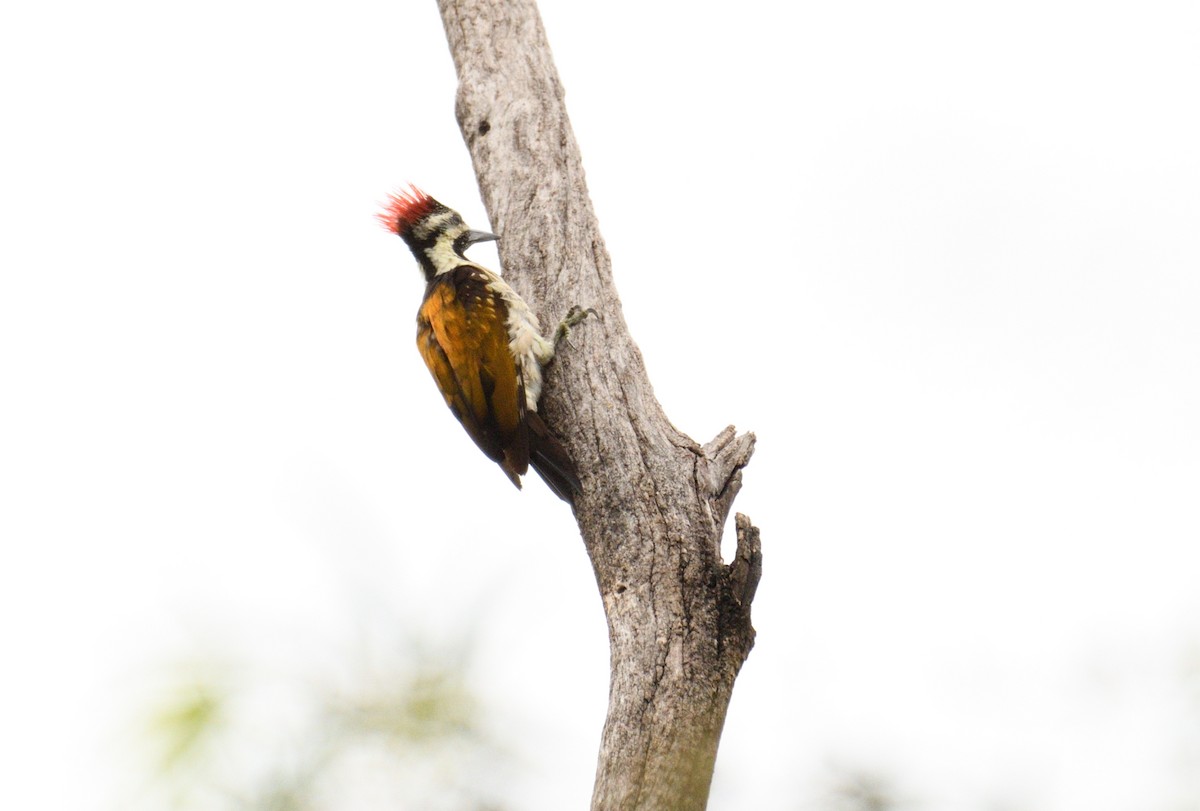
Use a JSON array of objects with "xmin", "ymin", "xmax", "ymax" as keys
[{"xmin": 377, "ymin": 186, "xmax": 591, "ymax": 503}]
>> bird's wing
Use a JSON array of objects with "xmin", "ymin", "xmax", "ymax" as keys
[{"xmin": 416, "ymin": 269, "xmax": 529, "ymax": 483}]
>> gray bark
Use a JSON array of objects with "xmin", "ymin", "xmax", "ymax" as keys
[{"xmin": 435, "ymin": 2, "xmax": 761, "ymax": 808}]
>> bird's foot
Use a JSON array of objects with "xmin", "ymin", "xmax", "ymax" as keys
[{"xmin": 552, "ymin": 305, "xmax": 599, "ymax": 353}]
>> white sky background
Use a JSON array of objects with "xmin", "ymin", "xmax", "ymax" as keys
[{"xmin": 2, "ymin": 1, "xmax": 1199, "ymax": 809}]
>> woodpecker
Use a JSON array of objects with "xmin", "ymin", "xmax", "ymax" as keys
[{"xmin": 377, "ymin": 186, "xmax": 592, "ymax": 502}]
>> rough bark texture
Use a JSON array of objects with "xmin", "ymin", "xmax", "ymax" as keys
[{"xmin": 436, "ymin": 2, "xmax": 760, "ymax": 808}]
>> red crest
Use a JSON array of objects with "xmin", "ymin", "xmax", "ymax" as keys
[{"xmin": 377, "ymin": 185, "xmax": 439, "ymax": 236}]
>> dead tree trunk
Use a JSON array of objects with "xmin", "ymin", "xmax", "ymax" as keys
[{"xmin": 435, "ymin": 2, "xmax": 761, "ymax": 808}]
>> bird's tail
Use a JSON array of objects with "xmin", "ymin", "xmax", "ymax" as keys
[{"xmin": 526, "ymin": 411, "xmax": 582, "ymax": 504}]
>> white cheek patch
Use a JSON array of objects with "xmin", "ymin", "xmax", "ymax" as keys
[{"xmin": 426, "ymin": 240, "xmax": 462, "ymax": 271}]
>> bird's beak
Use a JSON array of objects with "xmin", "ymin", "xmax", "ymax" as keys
[{"xmin": 464, "ymin": 230, "xmax": 499, "ymax": 246}]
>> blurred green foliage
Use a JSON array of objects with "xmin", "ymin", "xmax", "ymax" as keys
[
  {"xmin": 134, "ymin": 639, "xmax": 509, "ymax": 811},
  {"xmin": 149, "ymin": 679, "xmax": 226, "ymax": 772},
  {"xmin": 334, "ymin": 666, "xmax": 477, "ymax": 743}
]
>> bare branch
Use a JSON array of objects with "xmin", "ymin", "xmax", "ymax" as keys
[{"xmin": 436, "ymin": 2, "xmax": 760, "ymax": 807}]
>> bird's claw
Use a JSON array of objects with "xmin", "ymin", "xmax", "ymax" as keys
[
  {"xmin": 563, "ymin": 305, "xmax": 599, "ymax": 327},
  {"xmin": 553, "ymin": 305, "xmax": 599, "ymax": 352}
]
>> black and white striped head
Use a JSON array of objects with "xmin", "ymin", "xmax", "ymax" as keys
[{"xmin": 378, "ymin": 186, "xmax": 497, "ymax": 279}]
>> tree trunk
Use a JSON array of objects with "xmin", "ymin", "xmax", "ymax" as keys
[{"xmin": 435, "ymin": 2, "xmax": 761, "ymax": 808}]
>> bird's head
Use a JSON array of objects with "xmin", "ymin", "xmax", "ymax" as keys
[{"xmin": 377, "ymin": 186, "xmax": 498, "ymax": 279}]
